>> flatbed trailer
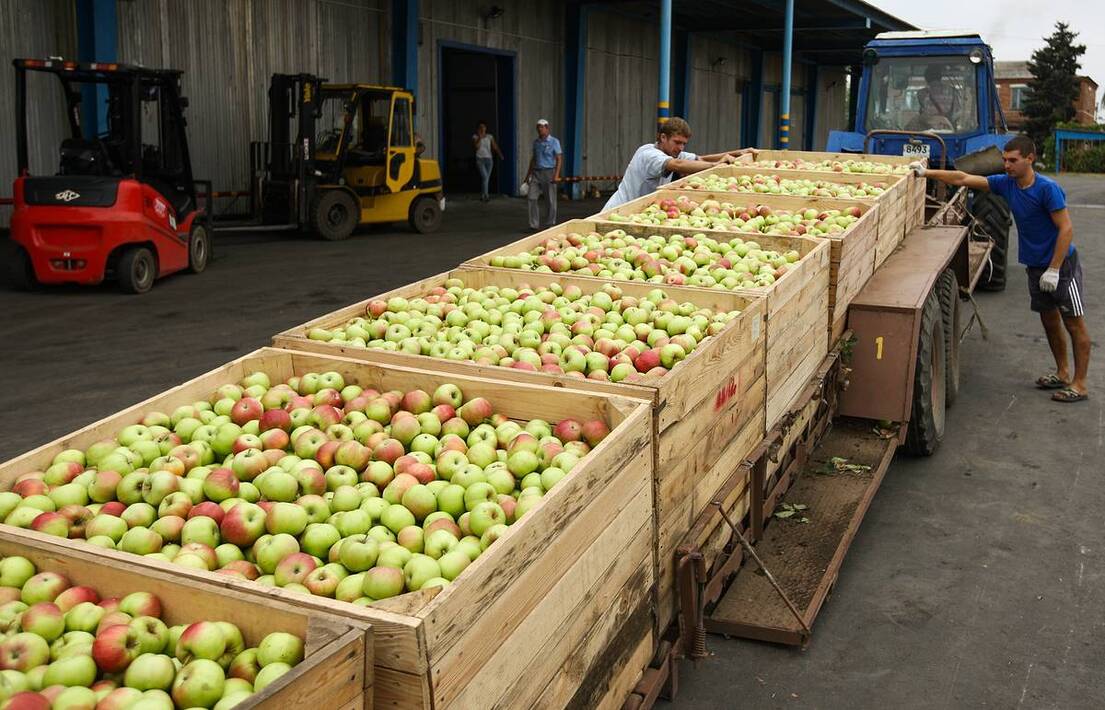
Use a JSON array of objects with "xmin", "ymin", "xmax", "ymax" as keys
[{"xmin": 623, "ymin": 183, "xmax": 991, "ymax": 707}]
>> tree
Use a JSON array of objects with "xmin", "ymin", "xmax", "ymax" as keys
[{"xmin": 1023, "ymin": 22, "xmax": 1086, "ymax": 156}]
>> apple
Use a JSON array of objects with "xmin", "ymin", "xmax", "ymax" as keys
[
  {"xmin": 273, "ymin": 553, "xmax": 317, "ymax": 587},
  {"xmin": 122, "ymin": 653, "xmax": 175, "ymax": 691},
  {"xmin": 19, "ymin": 603, "xmax": 64, "ymax": 642},
  {"xmin": 253, "ymin": 661, "xmax": 290, "ymax": 692},
  {"xmin": 220, "ymin": 504, "xmax": 266, "ymax": 547},
  {"xmin": 180, "ymin": 517, "xmax": 220, "ymax": 549},
  {"xmin": 337, "ymin": 536, "xmax": 379, "ymax": 572},
  {"xmin": 171, "ymin": 658, "xmax": 225, "ymax": 708},
  {"xmin": 256, "ymin": 632, "xmax": 303, "ymax": 667},
  {"xmin": 42, "ymin": 654, "xmax": 96, "ymax": 687},
  {"xmin": 254, "ymin": 534, "xmax": 299, "ymax": 575},
  {"xmin": 21, "ymin": 573, "xmax": 70, "ymax": 606},
  {"xmin": 0, "ymin": 633, "xmax": 51, "ymax": 672},
  {"xmin": 175, "ymin": 622, "xmax": 225, "ymax": 664}
]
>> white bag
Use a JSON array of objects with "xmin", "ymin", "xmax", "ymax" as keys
[{"xmin": 519, "ymin": 179, "xmax": 530, "ymax": 197}]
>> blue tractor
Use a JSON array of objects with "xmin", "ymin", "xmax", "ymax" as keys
[{"xmin": 828, "ymin": 31, "xmax": 1014, "ymax": 290}]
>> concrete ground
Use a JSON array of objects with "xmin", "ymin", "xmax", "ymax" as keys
[
  {"xmin": 1, "ymin": 176, "xmax": 1102, "ymax": 709},
  {"xmin": 663, "ymin": 174, "xmax": 1105, "ymax": 709}
]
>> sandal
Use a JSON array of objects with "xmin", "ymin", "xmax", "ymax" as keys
[
  {"xmin": 1052, "ymin": 387, "xmax": 1088, "ymax": 403},
  {"xmin": 1035, "ymin": 374, "xmax": 1069, "ymax": 389}
]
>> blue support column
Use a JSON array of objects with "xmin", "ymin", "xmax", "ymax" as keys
[
  {"xmin": 804, "ymin": 63, "xmax": 818, "ymax": 150},
  {"xmin": 657, "ymin": 0, "xmax": 672, "ymax": 126},
  {"xmin": 778, "ymin": 0, "xmax": 794, "ymax": 149},
  {"xmin": 391, "ymin": 0, "xmax": 419, "ymax": 97},
  {"xmin": 742, "ymin": 48, "xmax": 763, "ymax": 147},
  {"xmin": 76, "ymin": 0, "xmax": 117, "ymax": 138},
  {"xmin": 564, "ymin": 2, "xmax": 588, "ymax": 199}
]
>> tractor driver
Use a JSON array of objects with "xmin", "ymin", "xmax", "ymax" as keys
[
  {"xmin": 911, "ymin": 135, "xmax": 1091, "ymax": 403},
  {"xmin": 914, "ymin": 64, "xmax": 959, "ymax": 131}
]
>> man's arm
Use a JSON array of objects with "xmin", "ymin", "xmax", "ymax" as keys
[
  {"xmin": 911, "ymin": 162, "xmax": 989, "ymax": 191},
  {"xmin": 665, "ymin": 157, "xmax": 734, "ymax": 175},
  {"xmin": 698, "ymin": 148, "xmax": 757, "ymax": 162},
  {"xmin": 1048, "ymin": 208, "xmax": 1074, "ymax": 269},
  {"xmin": 553, "ymin": 153, "xmax": 563, "ymax": 182},
  {"xmin": 525, "ymin": 155, "xmax": 535, "ymax": 182}
]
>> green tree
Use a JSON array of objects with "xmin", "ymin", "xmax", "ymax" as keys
[{"xmin": 1023, "ymin": 21, "xmax": 1086, "ymax": 156}]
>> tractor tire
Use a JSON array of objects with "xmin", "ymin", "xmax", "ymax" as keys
[
  {"xmin": 8, "ymin": 247, "xmax": 38, "ymax": 291},
  {"xmin": 904, "ymin": 286, "xmax": 947, "ymax": 456},
  {"xmin": 118, "ymin": 247, "xmax": 157, "ymax": 294},
  {"xmin": 409, "ymin": 195, "xmax": 443, "ymax": 234},
  {"xmin": 312, "ymin": 190, "xmax": 359, "ymax": 241},
  {"xmin": 187, "ymin": 222, "xmax": 211, "ymax": 274},
  {"xmin": 969, "ymin": 190, "xmax": 1011, "ymax": 292},
  {"xmin": 935, "ymin": 268, "xmax": 961, "ymax": 407}
]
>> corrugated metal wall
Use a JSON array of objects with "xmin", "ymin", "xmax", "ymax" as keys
[
  {"xmin": 583, "ymin": 9, "xmax": 658, "ymax": 179},
  {"xmin": 0, "ymin": 0, "xmax": 76, "ymax": 228},
  {"xmin": 117, "ymin": 0, "xmax": 386, "ymax": 199},
  {"xmin": 687, "ymin": 35, "xmax": 745, "ymax": 154},
  {"xmin": 814, "ymin": 67, "xmax": 848, "ymax": 150},
  {"xmin": 416, "ymin": 0, "xmax": 563, "ymax": 193}
]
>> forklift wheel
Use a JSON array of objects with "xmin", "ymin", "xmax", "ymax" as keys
[
  {"xmin": 409, "ymin": 195, "xmax": 443, "ymax": 234},
  {"xmin": 188, "ymin": 223, "xmax": 211, "ymax": 274},
  {"xmin": 118, "ymin": 247, "xmax": 157, "ymax": 294},
  {"xmin": 904, "ymin": 287, "xmax": 947, "ymax": 456},
  {"xmin": 7, "ymin": 248, "xmax": 38, "ymax": 291},
  {"xmin": 312, "ymin": 190, "xmax": 359, "ymax": 241}
]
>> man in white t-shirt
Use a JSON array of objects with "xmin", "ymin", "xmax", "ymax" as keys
[{"xmin": 603, "ymin": 117, "xmax": 754, "ymax": 210}]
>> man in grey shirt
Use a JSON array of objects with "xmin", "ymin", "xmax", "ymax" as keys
[{"xmin": 604, "ymin": 117, "xmax": 754, "ymax": 210}]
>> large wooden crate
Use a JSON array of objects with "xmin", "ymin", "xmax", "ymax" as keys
[
  {"xmin": 271, "ymin": 269, "xmax": 766, "ymax": 634},
  {"xmin": 665, "ymin": 164, "xmax": 912, "ymax": 272},
  {"xmin": 593, "ymin": 189, "xmax": 873, "ymax": 364},
  {"xmin": 0, "ymin": 527, "xmax": 371, "ymax": 710},
  {"xmin": 0, "ymin": 348, "xmax": 655, "ymax": 710}
]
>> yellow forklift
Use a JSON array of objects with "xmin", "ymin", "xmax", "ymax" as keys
[{"xmin": 242, "ymin": 74, "xmax": 443, "ymax": 240}]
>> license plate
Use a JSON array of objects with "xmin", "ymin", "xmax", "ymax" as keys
[{"xmin": 902, "ymin": 142, "xmax": 931, "ymax": 160}]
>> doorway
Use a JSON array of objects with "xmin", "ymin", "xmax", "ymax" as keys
[{"xmin": 439, "ymin": 43, "xmax": 516, "ymax": 195}]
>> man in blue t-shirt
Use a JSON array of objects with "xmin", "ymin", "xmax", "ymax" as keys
[
  {"xmin": 523, "ymin": 119, "xmax": 562, "ymax": 230},
  {"xmin": 913, "ymin": 135, "xmax": 1090, "ymax": 402}
]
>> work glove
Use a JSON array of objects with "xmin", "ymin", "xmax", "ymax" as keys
[
  {"xmin": 1039, "ymin": 268, "xmax": 1060, "ymax": 293},
  {"xmin": 909, "ymin": 161, "xmax": 927, "ymax": 177}
]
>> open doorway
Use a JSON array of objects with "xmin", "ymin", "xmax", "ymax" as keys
[{"xmin": 439, "ymin": 43, "xmax": 516, "ymax": 195}]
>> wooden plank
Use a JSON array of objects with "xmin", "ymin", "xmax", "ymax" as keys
[
  {"xmin": 371, "ymin": 667, "xmax": 432, "ymax": 710},
  {"xmin": 667, "ymin": 163, "xmax": 906, "ymax": 194},
  {"xmin": 0, "ymin": 530, "xmax": 371, "ymax": 710}
]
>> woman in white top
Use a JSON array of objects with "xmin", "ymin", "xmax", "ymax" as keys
[{"xmin": 472, "ymin": 121, "xmax": 505, "ymax": 202}]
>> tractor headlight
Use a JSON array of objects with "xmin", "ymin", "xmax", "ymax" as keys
[
  {"xmin": 862, "ymin": 48, "xmax": 879, "ymax": 66},
  {"xmin": 968, "ymin": 48, "xmax": 984, "ymax": 64}
]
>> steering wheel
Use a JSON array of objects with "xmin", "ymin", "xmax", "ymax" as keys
[{"xmin": 316, "ymin": 128, "xmax": 343, "ymax": 153}]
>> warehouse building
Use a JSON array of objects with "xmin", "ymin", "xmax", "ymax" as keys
[{"xmin": 0, "ymin": 0, "xmax": 912, "ymax": 226}]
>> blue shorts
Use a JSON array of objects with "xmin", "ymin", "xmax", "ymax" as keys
[{"xmin": 1027, "ymin": 250, "xmax": 1085, "ymax": 317}]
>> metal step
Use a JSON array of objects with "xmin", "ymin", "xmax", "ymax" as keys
[{"xmin": 705, "ymin": 420, "xmax": 897, "ymax": 647}]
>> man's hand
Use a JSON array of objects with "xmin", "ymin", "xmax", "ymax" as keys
[
  {"xmin": 721, "ymin": 154, "xmax": 738, "ymax": 164},
  {"xmin": 909, "ymin": 161, "xmax": 927, "ymax": 177},
  {"xmin": 1039, "ymin": 268, "xmax": 1060, "ymax": 293}
]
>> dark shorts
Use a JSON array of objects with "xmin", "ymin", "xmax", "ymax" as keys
[{"xmin": 1027, "ymin": 250, "xmax": 1085, "ymax": 317}]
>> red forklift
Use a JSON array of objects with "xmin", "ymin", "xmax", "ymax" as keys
[{"xmin": 8, "ymin": 58, "xmax": 211, "ymax": 294}]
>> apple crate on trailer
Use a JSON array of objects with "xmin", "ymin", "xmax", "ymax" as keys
[
  {"xmin": 0, "ymin": 348, "xmax": 654, "ymax": 710},
  {"xmin": 0, "ymin": 527, "xmax": 371, "ymax": 710},
  {"xmin": 666, "ymin": 163, "xmax": 914, "ymax": 275},
  {"xmin": 271, "ymin": 267, "xmax": 766, "ymax": 636}
]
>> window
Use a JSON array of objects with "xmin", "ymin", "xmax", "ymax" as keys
[
  {"xmin": 864, "ymin": 56, "xmax": 979, "ymax": 133},
  {"xmin": 1010, "ymin": 84, "xmax": 1028, "ymax": 111},
  {"xmin": 390, "ymin": 97, "xmax": 412, "ymax": 148}
]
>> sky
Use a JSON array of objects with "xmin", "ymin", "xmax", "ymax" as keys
[{"xmin": 875, "ymin": 0, "xmax": 1104, "ymax": 120}]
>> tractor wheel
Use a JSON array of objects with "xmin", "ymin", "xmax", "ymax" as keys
[
  {"xmin": 935, "ymin": 268, "xmax": 961, "ymax": 407},
  {"xmin": 904, "ymin": 286, "xmax": 947, "ymax": 456},
  {"xmin": 312, "ymin": 190, "xmax": 359, "ymax": 241},
  {"xmin": 7, "ymin": 247, "xmax": 38, "ymax": 291},
  {"xmin": 969, "ymin": 190, "xmax": 1011, "ymax": 292},
  {"xmin": 118, "ymin": 247, "xmax": 157, "ymax": 294},
  {"xmin": 409, "ymin": 195, "xmax": 443, "ymax": 234},
  {"xmin": 187, "ymin": 222, "xmax": 211, "ymax": 274}
]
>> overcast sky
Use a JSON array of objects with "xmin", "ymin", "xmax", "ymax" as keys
[{"xmin": 875, "ymin": 0, "xmax": 1104, "ymax": 119}]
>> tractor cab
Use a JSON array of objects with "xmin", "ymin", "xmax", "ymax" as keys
[
  {"xmin": 827, "ymin": 32, "xmax": 1013, "ymax": 170},
  {"xmin": 9, "ymin": 59, "xmax": 210, "ymax": 293},
  {"xmin": 249, "ymin": 74, "xmax": 443, "ymax": 241}
]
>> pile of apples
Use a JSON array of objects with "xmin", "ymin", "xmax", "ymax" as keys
[
  {"xmin": 679, "ymin": 172, "xmax": 887, "ymax": 199},
  {"xmin": 746, "ymin": 158, "xmax": 911, "ymax": 175},
  {"xmin": 488, "ymin": 232, "xmax": 800, "ymax": 291},
  {"xmin": 605, "ymin": 194, "xmax": 865, "ymax": 236},
  {"xmin": 0, "ymin": 555, "xmax": 303, "ymax": 708},
  {"xmin": 2, "ymin": 372, "xmax": 610, "ymax": 605},
  {"xmin": 307, "ymin": 280, "xmax": 742, "ymax": 381}
]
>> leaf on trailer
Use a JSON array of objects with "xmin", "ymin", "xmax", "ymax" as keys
[
  {"xmin": 791, "ymin": 504, "xmax": 808, "ymax": 511},
  {"xmin": 774, "ymin": 509, "xmax": 795, "ymax": 519}
]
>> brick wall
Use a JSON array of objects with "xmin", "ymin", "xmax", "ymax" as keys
[{"xmin": 995, "ymin": 75, "xmax": 1098, "ymax": 129}]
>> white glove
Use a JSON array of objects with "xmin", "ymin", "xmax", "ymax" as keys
[
  {"xmin": 909, "ymin": 161, "xmax": 927, "ymax": 177},
  {"xmin": 1039, "ymin": 268, "xmax": 1060, "ymax": 293}
]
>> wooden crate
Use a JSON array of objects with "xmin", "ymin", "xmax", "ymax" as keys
[
  {"xmin": 592, "ymin": 189, "xmax": 873, "ymax": 371},
  {"xmin": 0, "ymin": 348, "xmax": 655, "ymax": 710},
  {"xmin": 749, "ymin": 148, "xmax": 916, "ymax": 170},
  {"xmin": 271, "ymin": 269, "xmax": 766, "ymax": 635},
  {"xmin": 0, "ymin": 527, "xmax": 371, "ymax": 710}
]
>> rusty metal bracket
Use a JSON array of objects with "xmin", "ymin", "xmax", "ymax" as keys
[{"xmin": 712, "ymin": 502, "xmax": 811, "ymax": 636}]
